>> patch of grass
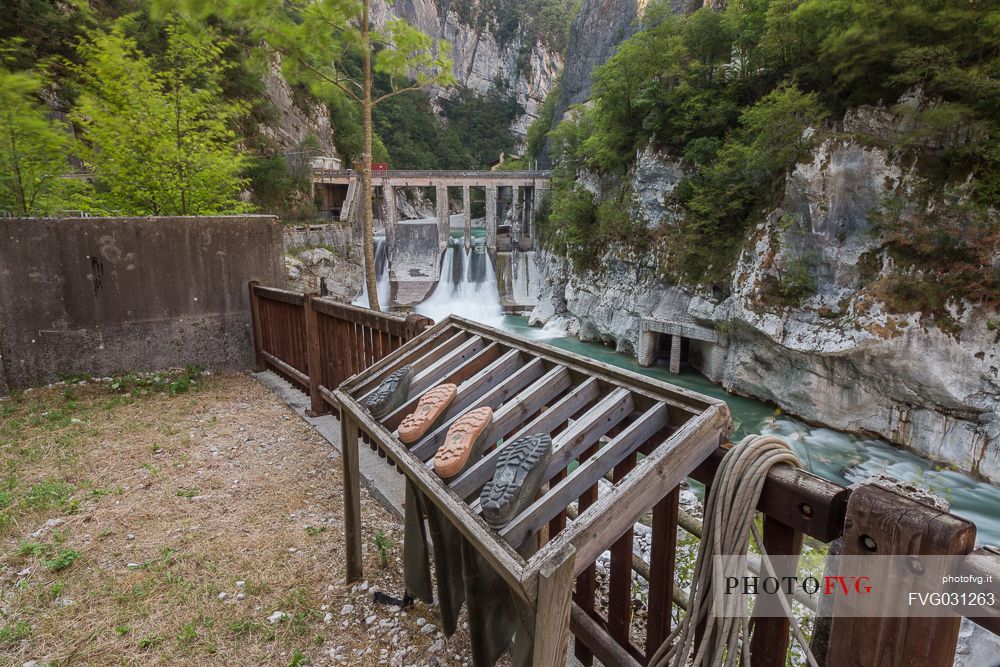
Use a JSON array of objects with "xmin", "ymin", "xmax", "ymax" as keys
[
  {"xmin": 50, "ymin": 580, "xmax": 64, "ymax": 599},
  {"xmin": 177, "ymin": 487, "xmax": 199, "ymax": 499},
  {"xmin": 115, "ymin": 624, "xmax": 131, "ymax": 636},
  {"xmin": 107, "ymin": 365, "xmax": 205, "ymax": 397},
  {"xmin": 288, "ymin": 649, "xmax": 308, "ymax": 666},
  {"xmin": 58, "ymin": 372, "xmax": 92, "ymax": 384},
  {"xmin": 0, "ymin": 620, "xmax": 31, "ymax": 645},
  {"xmin": 138, "ymin": 634, "xmax": 161, "ymax": 650},
  {"xmin": 177, "ymin": 620, "xmax": 198, "ymax": 645},
  {"xmin": 17, "ymin": 540, "xmax": 50, "ymax": 557},
  {"xmin": 42, "ymin": 548, "xmax": 80, "ymax": 572},
  {"xmin": 374, "ymin": 529, "xmax": 392, "ymax": 569},
  {"xmin": 304, "ymin": 525, "xmax": 325, "ymax": 536},
  {"xmin": 23, "ymin": 479, "xmax": 74, "ymax": 511},
  {"xmin": 228, "ymin": 619, "xmax": 275, "ymax": 641}
]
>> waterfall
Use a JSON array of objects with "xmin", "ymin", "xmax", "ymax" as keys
[
  {"xmin": 416, "ymin": 238, "xmax": 504, "ymax": 328},
  {"xmin": 352, "ymin": 236, "xmax": 391, "ymax": 311}
]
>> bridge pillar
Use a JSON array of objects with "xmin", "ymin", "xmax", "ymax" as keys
[
  {"xmin": 383, "ymin": 183, "xmax": 397, "ymax": 244},
  {"xmin": 637, "ymin": 328, "xmax": 657, "ymax": 368},
  {"xmin": 531, "ymin": 186, "xmax": 547, "ymax": 241},
  {"xmin": 669, "ymin": 334, "xmax": 682, "ymax": 374},
  {"xmin": 462, "ymin": 185, "xmax": 471, "ymax": 250},
  {"xmin": 485, "ymin": 185, "xmax": 497, "ymax": 250},
  {"xmin": 436, "ymin": 184, "xmax": 449, "ymax": 250},
  {"xmin": 511, "ymin": 186, "xmax": 522, "ymax": 249}
]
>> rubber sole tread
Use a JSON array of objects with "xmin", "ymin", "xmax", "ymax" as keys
[{"xmin": 480, "ymin": 433, "xmax": 553, "ymax": 529}]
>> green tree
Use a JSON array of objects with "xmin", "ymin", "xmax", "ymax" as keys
[
  {"xmin": 73, "ymin": 21, "xmax": 248, "ymax": 215},
  {"xmin": 155, "ymin": 0, "xmax": 454, "ymax": 311},
  {"xmin": 0, "ymin": 63, "xmax": 70, "ymax": 216}
]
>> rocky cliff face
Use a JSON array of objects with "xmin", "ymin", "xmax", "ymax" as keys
[
  {"xmin": 542, "ymin": 0, "xmax": 641, "ymax": 163},
  {"xmin": 532, "ymin": 120, "xmax": 1000, "ymax": 483},
  {"xmin": 260, "ymin": 56, "xmax": 338, "ymax": 154},
  {"xmin": 371, "ymin": 0, "xmax": 562, "ymax": 138}
]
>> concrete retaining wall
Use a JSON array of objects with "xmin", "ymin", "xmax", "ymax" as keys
[{"xmin": 0, "ymin": 216, "xmax": 284, "ymax": 392}]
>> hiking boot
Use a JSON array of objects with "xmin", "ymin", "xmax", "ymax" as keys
[
  {"xmin": 480, "ymin": 433, "xmax": 553, "ymax": 529},
  {"xmin": 364, "ymin": 365, "xmax": 413, "ymax": 419},
  {"xmin": 433, "ymin": 406, "xmax": 493, "ymax": 479},
  {"xmin": 399, "ymin": 383, "xmax": 457, "ymax": 444}
]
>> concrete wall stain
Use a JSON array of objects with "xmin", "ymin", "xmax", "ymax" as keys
[{"xmin": 0, "ymin": 215, "xmax": 284, "ymax": 392}]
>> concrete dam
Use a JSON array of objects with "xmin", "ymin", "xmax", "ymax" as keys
[{"xmin": 313, "ymin": 169, "xmax": 550, "ymax": 311}]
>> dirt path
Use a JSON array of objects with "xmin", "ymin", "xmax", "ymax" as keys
[{"xmin": 0, "ymin": 371, "xmax": 473, "ymax": 666}]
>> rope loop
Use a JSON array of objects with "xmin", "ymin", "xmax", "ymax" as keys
[{"xmin": 649, "ymin": 434, "xmax": 819, "ymax": 667}]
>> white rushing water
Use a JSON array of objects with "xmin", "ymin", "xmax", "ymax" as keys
[
  {"xmin": 416, "ymin": 240, "xmax": 505, "ymax": 329},
  {"xmin": 352, "ymin": 236, "xmax": 391, "ymax": 311}
]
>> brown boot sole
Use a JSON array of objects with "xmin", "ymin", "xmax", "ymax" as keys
[
  {"xmin": 434, "ymin": 406, "xmax": 493, "ymax": 479},
  {"xmin": 398, "ymin": 383, "xmax": 457, "ymax": 444}
]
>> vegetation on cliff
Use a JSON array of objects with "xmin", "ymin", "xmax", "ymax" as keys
[
  {"xmin": 540, "ymin": 0, "xmax": 1000, "ymax": 310},
  {"xmin": 0, "ymin": 0, "xmax": 541, "ymax": 219}
]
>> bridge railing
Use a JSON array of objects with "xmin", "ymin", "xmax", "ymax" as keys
[{"xmin": 312, "ymin": 168, "xmax": 551, "ymax": 179}]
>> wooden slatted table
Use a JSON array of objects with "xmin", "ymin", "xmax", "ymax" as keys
[{"xmin": 334, "ymin": 316, "xmax": 732, "ymax": 666}]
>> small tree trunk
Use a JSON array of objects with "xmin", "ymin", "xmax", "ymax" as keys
[{"xmin": 361, "ymin": 0, "xmax": 380, "ymax": 312}]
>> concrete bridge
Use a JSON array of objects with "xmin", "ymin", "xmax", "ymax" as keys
[
  {"xmin": 312, "ymin": 169, "xmax": 550, "ymax": 250},
  {"xmin": 312, "ymin": 169, "xmax": 551, "ymax": 306}
]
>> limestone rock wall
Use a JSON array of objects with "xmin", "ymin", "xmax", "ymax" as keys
[
  {"xmin": 371, "ymin": 0, "xmax": 562, "ymax": 139},
  {"xmin": 531, "ymin": 133, "xmax": 1000, "ymax": 483},
  {"xmin": 260, "ymin": 56, "xmax": 337, "ymax": 154}
]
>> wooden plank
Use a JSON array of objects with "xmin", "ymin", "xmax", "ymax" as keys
[
  {"xmin": 248, "ymin": 281, "xmax": 265, "ymax": 372},
  {"xmin": 465, "ymin": 385, "xmax": 632, "ymax": 517},
  {"xmin": 646, "ymin": 486, "xmax": 679, "ymax": 662},
  {"xmin": 262, "ymin": 350, "xmax": 309, "ymax": 389},
  {"xmin": 355, "ymin": 330, "xmax": 468, "ymax": 400},
  {"xmin": 329, "ymin": 315, "xmax": 348, "ymax": 389},
  {"xmin": 254, "ymin": 285, "xmax": 306, "ymax": 306},
  {"xmin": 407, "ymin": 335, "xmax": 488, "ymax": 395},
  {"xmin": 381, "ymin": 341, "xmax": 503, "ymax": 431},
  {"xmin": 448, "ymin": 316, "xmax": 716, "ymax": 415},
  {"xmin": 409, "ymin": 355, "xmax": 546, "ymax": 463},
  {"xmin": 691, "ymin": 446, "xmax": 849, "ymax": 543},
  {"xmin": 531, "ymin": 544, "xmax": 577, "ymax": 667},
  {"xmin": 500, "ymin": 402, "xmax": 668, "ymax": 546},
  {"xmin": 341, "ymin": 415, "xmax": 363, "ymax": 583},
  {"xmin": 608, "ymin": 453, "xmax": 637, "ymax": 647},
  {"xmin": 748, "ymin": 515, "xmax": 804, "ymax": 667},
  {"xmin": 570, "ymin": 602, "xmax": 644, "ymax": 667},
  {"xmin": 304, "ymin": 294, "xmax": 326, "ymax": 416},
  {"xmin": 574, "ymin": 442, "xmax": 600, "ymax": 667},
  {"xmin": 535, "ymin": 388, "xmax": 634, "ymax": 482},
  {"xmin": 413, "ymin": 363, "xmax": 572, "ymax": 463},
  {"xmin": 547, "ymin": 467, "xmax": 567, "ymax": 542},
  {"xmin": 334, "ymin": 387, "xmax": 532, "ymax": 604},
  {"xmin": 526, "ymin": 403, "xmax": 728, "ymax": 580},
  {"xmin": 965, "ymin": 547, "xmax": 1000, "ymax": 635},
  {"xmin": 347, "ymin": 319, "xmax": 458, "ymax": 396},
  {"xmin": 824, "ymin": 484, "xmax": 976, "ymax": 667},
  {"xmin": 446, "ymin": 374, "xmax": 598, "ymax": 500}
]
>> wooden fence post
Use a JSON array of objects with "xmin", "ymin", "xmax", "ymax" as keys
[
  {"xmin": 303, "ymin": 293, "xmax": 326, "ymax": 416},
  {"xmin": 749, "ymin": 515, "xmax": 805, "ymax": 667},
  {"xmin": 248, "ymin": 280, "xmax": 265, "ymax": 372},
  {"xmin": 341, "ymin": 414, "xmax": 364, "ymax": 583},
  {"xmin": 531, "ymin": 543, "xmax": 576, "ymax": 667},
  {"xmin": 823, "ymin": 484, "xmax": 976, "ymax": 667},
  {"xmin": 404, "ymin": 313, "xmax": 433, "ymax": 340}
]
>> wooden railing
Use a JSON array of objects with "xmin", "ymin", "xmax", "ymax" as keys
[
  {"xmin": 247, "ymin": 289, "xmax": 1000, "ymax": 665},
  {"xmin": 248, "ymin": 281, "xmax": 432, "ymax": 417}
]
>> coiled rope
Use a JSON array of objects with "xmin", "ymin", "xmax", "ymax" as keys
[{"xmin": 648, "ymin": 434, "xmax": 820, "ymax": 667}]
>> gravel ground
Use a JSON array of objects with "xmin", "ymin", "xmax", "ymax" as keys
[{"xmin": 0, "ymin": 371, "xmax": 474, "ymax": 666}]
